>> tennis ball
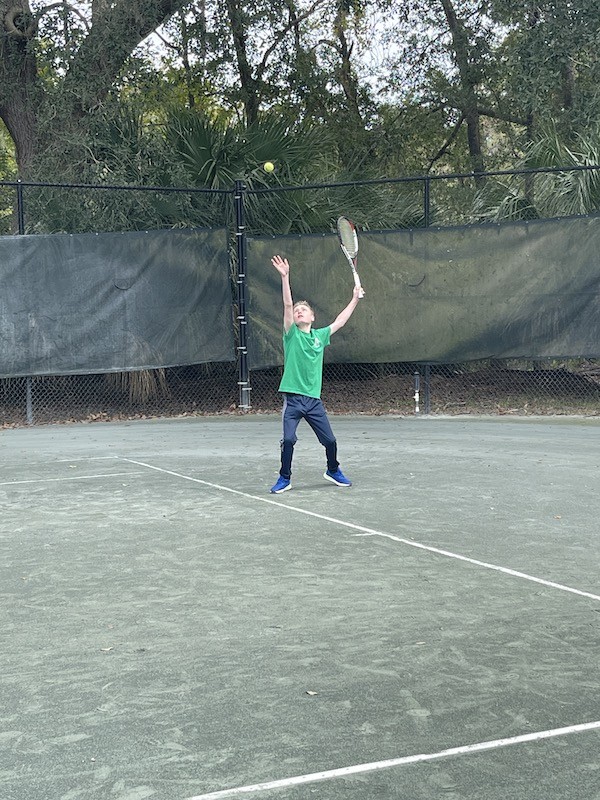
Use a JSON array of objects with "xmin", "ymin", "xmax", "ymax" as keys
[{"xmin": 263, "ymin": 161, "xmax": 275, "ymax": 173}]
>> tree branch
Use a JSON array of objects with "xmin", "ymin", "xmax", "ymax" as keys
[
  {"xmin": 61, "ymin": 0, "xmax": 187, "ymax": 113},
  {"xmin": 476, "ymin": 105, "xmax": 528, "ymax": 127},
  {"xmin": 35, "ymin": 2, "xmax": 90, "ymax": 31},
  {"xmin": 256, "ymin": 0, "xmax": 329, "ymax": 81},
  {"xmin": 427, "ymin": 112, "xmax": 465, "ymax": 171}
]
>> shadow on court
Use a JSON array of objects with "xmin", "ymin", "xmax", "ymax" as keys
[{"xmin": 1, "ymin": 415, "xmax": 600, "ymax": 800}]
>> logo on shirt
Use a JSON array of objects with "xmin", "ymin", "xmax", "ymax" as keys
[{"xmin": 313, "ymin": 336, "xmax": 322, "ymax": 349}]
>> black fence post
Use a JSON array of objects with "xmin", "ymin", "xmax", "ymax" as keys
[
  {"xmin": 423, "ymin": 177, "xmax": 431, "ymax": 228},
  {"xmin": 234, "ymin": 179, "xmax": 251, "ymax": 410},
  {"xmin": 16, "ymin": 179, "xmax": 25, "ymax": 235}
]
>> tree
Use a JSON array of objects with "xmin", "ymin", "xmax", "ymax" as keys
[
  {"xmin": 374, "ymin": 0, "xmax": 600, "ymax": 176},
  {"xmin": 490, "ymin": 0, "xmax": 600, "ymax": 141},
  {"xmin": 155, "ymin": 0, "xmax": 376, "ymax": 164},
  {"xmin": 374, "ymin": 0, "xmax": 503, "ymax": 174},
  {"xmin": 0, "ymin": 0, "xmax": 188, "ymax": 177}
]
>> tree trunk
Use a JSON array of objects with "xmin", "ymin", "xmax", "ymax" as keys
[
  {"xmin": 439, "ymin": 0, "xmax": 484, "ymax": 176},
  {"xmin": 333, "ymin": 9, "xmax": 364, "ymax": 130},
  {"xmin": 0, "ymin": 1, "xmax": 40, "ymax": 175},
  {"xmin": 225, "ymin": 0, "xmax": 260, "ymax": 124},
  {"xmin": 0, "ymin": 0, "xmax": 187, "ymax": 177}
]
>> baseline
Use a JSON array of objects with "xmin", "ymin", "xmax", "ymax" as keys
[{"xmin": 187, "ymin": 720, "xmax": 600, "ymax": 799}]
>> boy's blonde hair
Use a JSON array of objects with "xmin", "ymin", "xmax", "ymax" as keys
[{"xmin": 293, "ymin": 300, "xmax": 314, "ymax": 313}]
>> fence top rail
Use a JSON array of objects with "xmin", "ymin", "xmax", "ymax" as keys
[
  {"xmin": 1, "ymin": 163, "xmax": 599, "ymax": 196},
  {"xmin": 0, "ymin": 179, "xmax": 230, "ymax": 196},
  {"xmin": 244, "ymin": 163, "xmax": 600, "ymax": 195}
]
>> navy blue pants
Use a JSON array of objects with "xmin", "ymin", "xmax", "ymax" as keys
[{"xmin": 279, "ymin": 393, "xmax": 339, "ymax": 479}]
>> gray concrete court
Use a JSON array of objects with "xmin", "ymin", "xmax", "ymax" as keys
[{"xmin": 1, "ymin": 414, "xmax": 599, "ymax": 800}]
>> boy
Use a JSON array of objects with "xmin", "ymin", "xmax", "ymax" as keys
[{"xmin": 269, "ymin": 254, "xmax": 363, "ymax": 494}]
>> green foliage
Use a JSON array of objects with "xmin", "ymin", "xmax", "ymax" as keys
[
  {"xmin": 164, "ymin": 108, "xmax": 425, "ymax": 233},
  {"xmin": 20, "ymin": 99, "xmax": 216, "ymax": 233},
  {"xmin": 0, "ymin": 123, "xmax": 17, "ymax": 234},
  {"xmin": 165, "ymin": 109, "xmax": 334, "ymax": 186},
  {"xmin": 0, "ymin": 123, "xmax": 17, "ymax": 179},
  {"xmin": 488, "ymin": 0, "xmax": 600, "ymax": 136},
  {"xmin": 474, "ymin": 122, "xmax": 600, "ymax": 221}
]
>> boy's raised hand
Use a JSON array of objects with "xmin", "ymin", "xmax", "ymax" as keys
[{"xmin": 271, "ymin": 255, "xmax": 290, "ymax": 276}]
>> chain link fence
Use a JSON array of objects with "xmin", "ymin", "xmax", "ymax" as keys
[
  {"xmin": 250, "ymin": 360, "xmax": 600, "ymax": 417},
  {"xmin": 3, "ymin": 359, "xmax": 599, "ymax": 428},
  {"xmin": 2, "ymin": 169, "xmax": 600, "ymax": 427},
  {"xmin": 0, "ymin": 364, "xmax": 238, "ymax": 428}
]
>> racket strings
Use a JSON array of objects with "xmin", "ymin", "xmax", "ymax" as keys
[{"xmin": 337, "ymin": 219, "xmax": 358, "ymax": 258}]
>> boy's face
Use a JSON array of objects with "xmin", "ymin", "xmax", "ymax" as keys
[{"xmin": 293, "ymin": 303, "xmax": 314, "ymax": 327}]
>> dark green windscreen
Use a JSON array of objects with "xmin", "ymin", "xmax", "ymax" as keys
[
  {"xmin": 0, "ymin": 228, "xmax": 234, "ymax": 377},
  {"xmin": 247, "ymin": 216, "xmax": 600, "ymax": 367}
]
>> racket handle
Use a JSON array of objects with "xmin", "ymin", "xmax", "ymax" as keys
[{"xmin": 353, "ymin": 272, "xmax": 365, "ymax": 298}]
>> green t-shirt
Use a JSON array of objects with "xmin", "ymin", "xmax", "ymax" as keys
[{"xmin": 278, "ymin": 324, "xmax": 331, "ymax": 399}]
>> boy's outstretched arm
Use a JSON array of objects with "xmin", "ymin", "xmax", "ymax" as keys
[
  {"xmin": 329, "ymin": 284, "xmax": 363, "ymax": 334},
  {"xmin": 271, "ymin": 255, "xmax": 294, "ymax": 332}
]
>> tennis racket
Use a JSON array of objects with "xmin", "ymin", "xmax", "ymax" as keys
[{"xmin": 337, "ymin": 216, "xmax": 365, "ymax": 298}]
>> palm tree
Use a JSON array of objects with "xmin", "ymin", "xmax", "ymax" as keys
[
  {"xmin": 165, "ymin": 109, "xmax": 427, "ymax": 233},
  {"xmin": 474, "ymin": 123, "xmax": 600, "ymax": 222}
]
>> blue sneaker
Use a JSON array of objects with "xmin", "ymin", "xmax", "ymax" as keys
[
  {"xmin": 270, "ymin": 476, "xmax": 291, "ymax": 494},
  {"xmin": 324, "ymin": 469, "xmax": 352, "ymax": 487}
]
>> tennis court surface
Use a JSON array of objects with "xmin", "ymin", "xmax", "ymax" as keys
[{"xmin": 2, "ymin": 414, "xmax": 599, "ymax": 800}]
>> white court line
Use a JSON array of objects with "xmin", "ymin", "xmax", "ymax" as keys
[
  {"xmin": 54, "ymin": 456, "xmax": 120, "ymax": 462},
  {"xmin": 0, "ymin": 471, "xmax": 144, "ymax": 487},
  {"xmin": 188, "ymin": 720, "xmax": 600, "ymax": 799},
  {"xmin": 358, "ymin": 531, "xmax": 600, "ymax": 602},
  {"xmin": 122, "ymin": 458, "xmax": 600, "ymax": 604}
]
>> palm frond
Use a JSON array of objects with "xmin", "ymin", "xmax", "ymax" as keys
[{"xmin": 474, "ymin": 122, "xmax": 600, "ymax": 221}]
